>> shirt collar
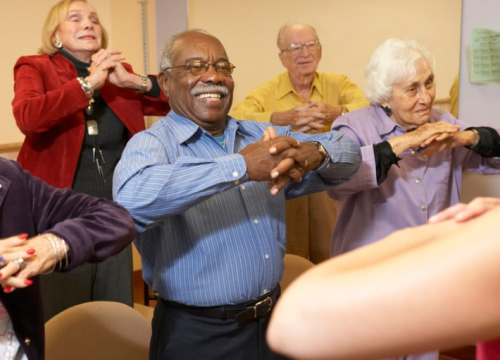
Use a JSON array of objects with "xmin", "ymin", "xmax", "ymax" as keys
[
  {"xmin": 277, "ymin": 71, "xmax": 322, "ymax": 100},
  {"xmin": 166, "ymin": 111, "xmax": 249, "ymax": 144},
  {"xmin": 371, "ymin": 105, "xmax": 401, "ymax": 137}
]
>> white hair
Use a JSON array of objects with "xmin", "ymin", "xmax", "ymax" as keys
[
  {"xmin": 364, "ymin": 38, "xmax": 436, "ymax": 105},
  {"xmin": 159, "ymin": 29, "xmax": 209, "ymax": 71},
  {"xmin": 276, "ymin": 21, "xmax": 319, "ymax": 50}
]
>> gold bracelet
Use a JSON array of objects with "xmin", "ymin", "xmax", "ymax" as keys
[{"xmin": 136, "ymin": 74, "xmax": 148, "ymax": 94}]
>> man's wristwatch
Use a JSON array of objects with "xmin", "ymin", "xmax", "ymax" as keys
[
  {"xmin": 340, "ymin": 105, "xmax": 349, "ymax": 116},
  {"xmin": 312, "ymin": 141, "xmax": 329, "ymax": 161}
]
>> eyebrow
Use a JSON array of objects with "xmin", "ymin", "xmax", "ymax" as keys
[{"xmin": 184, "ymin": 57, "xmax": 230, "ymax": 63}]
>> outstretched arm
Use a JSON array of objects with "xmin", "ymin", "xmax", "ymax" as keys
[{"xmin": 268, "ymin": 204, "xmax": 500, "ymax": 360}]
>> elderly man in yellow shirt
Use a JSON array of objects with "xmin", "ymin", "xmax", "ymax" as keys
[{"xmin": 231, "ymin": 21, "xmax": 368, "ymax": 263}]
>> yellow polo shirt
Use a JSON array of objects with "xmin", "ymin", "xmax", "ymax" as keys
[{"xmin": 231, "ymin": 71, "xmax": 369, "ymax": 132}]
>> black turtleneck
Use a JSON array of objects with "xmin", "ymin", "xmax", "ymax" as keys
[{"xmin": 58, "ymin": 49, "xmax": 127, "ymax": 200}]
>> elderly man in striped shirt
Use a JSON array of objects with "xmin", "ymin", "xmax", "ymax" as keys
[{"xmin": 113, "ymin": 29, "xmax": 360, "ymax": 360}]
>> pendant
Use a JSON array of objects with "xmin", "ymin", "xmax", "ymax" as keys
[{"xmin": 87, "ymin": 120, "xmax": 98, "ymax": 135}]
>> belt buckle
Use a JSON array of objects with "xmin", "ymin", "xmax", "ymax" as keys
[{"xmin": 252, "ymin": 296, "xmax": 272, "ymax": 318}]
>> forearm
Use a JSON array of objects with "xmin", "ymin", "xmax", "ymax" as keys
[
  {"xmin": 269, "ymin": 209, "xmax": 500, "ymax": 359},
  {"xmin": 114, "ymin": 149, "xmax": 248, "ymax": 231},
  {"xmin": 13, "ymin": 77, "xmax": 89, "ymax": 135}
]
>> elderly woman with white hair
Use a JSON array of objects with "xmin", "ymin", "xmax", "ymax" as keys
[{"xmin": 324, "ymin": 38, "xmax": 500, "ymax": 360}]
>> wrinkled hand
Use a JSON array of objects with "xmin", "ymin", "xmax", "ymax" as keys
[
  {"xmin": 267, "ymin": 141, "xmax": 326, "ymax": 195},
  {"xmin": 388, "ymin": 121, "xmax": 460, "ymax": 157},
  {"xmin": 307, "ymin": 100, "xmax": 342, "ymax": 126},
  {"xmin": 86, "ymin": 49, "xmax": 126, "ymax": 90},
  {"xmin": 0, "ymin": 234, "xmax": 37, "ymax": 292},
  {"xmin": 0, "ymin": 234, "xmax": 65, "ymax": 293},
  {"xmin": 239, "ymin": 130, "xmax": 306, "ymax": 184},
  {"xmin": 271, "ymin": 103, "xmax": 327, "ymax": 133},
  {"xmin": 420, "ymin": 130, "xmax": 479, "ymax": 157},
  {"xmin": 429, "ymin": 197, "xmax": 500, "ymax": 224}
]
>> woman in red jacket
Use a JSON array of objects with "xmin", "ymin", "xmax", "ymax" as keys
[{"xmin": 12, "ymin": 0, "xmax": 170, "ymax": 321}]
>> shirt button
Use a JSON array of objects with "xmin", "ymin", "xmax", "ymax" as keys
[
  {"xmin": 0, "ymin": 183, "xmax": 2, "ymax": 189},
  {"xmin": 234, "ymin": 180, "xmax": 240, "ymax": 185},
  {"xmin": 232, "ymin": 171, "xmax": 239, "ymax": 177},
  {"xmin": 264, "ymin": 254, "xmax": 269, "ymax": 260},
  {"xmin": 416, "ymin": 178, "xmax": 421, "ymax": 183},
  {"xmin": 254, "ymin": 219, "xmax": 259, "ymax": 224},
  {"xmin": 410, "ymin": 150, "xmax": 416, "ymax": 157},
  {"xmin": 263, "ymin": 289, "xmax": 268, "ymax": 294},
  {"xmin": 421, "ymin": 205, "xmax": 427, "ymax": 211},
  {"xmin": 25, "ymin": 338, "xmax": 31, "ymax": 345},
  {"xmin": 241, "ymin": 185, "xmax": 246, "ymax": 191}
]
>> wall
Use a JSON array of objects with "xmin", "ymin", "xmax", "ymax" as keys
[
  {"xmin": 458, "ymin": 0, "xmax": 500, "ymax": 202},
  {"xmin": 188, "ymin": 0, "xmax": 462, "ymax": 110}
]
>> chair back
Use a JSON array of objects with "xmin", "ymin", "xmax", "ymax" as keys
[
  {"xmin": 45, "ymin": 301, "xmax": 151, "ymax": 360},
  {"xmin": 280, "ymin": 254, "xmax": 315, "ymax": 291}
]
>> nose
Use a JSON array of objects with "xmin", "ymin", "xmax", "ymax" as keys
[
  {"xmin": 200, "ymin": 64, "xmax": 223, "ymax": 83},
  {"xmin": 299, "ymin": 45, "xmax": 311, "ymax": 56},
  {"xmin": 82, "ymin": 17, "xmax": 95, "ymax": 30},
  {"xmin": 417, "ymin": 86, "xmax": 432, "ymax": 105}
]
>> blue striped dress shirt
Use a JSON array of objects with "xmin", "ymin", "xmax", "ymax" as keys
[{"xmin": 113, "ymin": 111, "xmax": 360, "ymax": 306}]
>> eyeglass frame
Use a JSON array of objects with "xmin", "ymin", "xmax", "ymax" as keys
[
  {"xmin": 281, "ymin": 40, "xmax": 321, "ymax": 55},
  {"xmin": 164, "ymin": 60, "xmax": 236, "ymax": 77}
]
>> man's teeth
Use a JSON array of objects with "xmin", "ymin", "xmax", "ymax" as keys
[{"xmin": 197, "ymin": 93, "xmax": 221, "ymax": 99}]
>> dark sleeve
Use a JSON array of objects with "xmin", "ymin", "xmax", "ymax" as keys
[
  {"xmin": 373, "ymin": 141, "xmax": 402, "ymax": 185},
  {"xmin": 465, "ymin": 127, "xmax": 500, "ymax": 157},
  {"xmin": 145, "ymin": 76, "xmax": 161, "ymax": 98},
  {"xmin": 25, "ymin": 165, "xmax": 136, "ymax": 270}
]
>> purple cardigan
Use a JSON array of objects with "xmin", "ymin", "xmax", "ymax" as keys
[{"xmin": 0, "ymin": 158, "xmax": 136, "ymax": 360}]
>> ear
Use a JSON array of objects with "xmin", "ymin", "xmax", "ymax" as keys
[
  {"xmin": 158, "ymin": 71, "xmax": 170, "ymax": 98},
  {"xmin": 278, "ymin": 52, "xmax": 286, "ymax": 67}
]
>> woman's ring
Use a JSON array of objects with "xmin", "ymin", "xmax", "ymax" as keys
[
  {"xmin": 0, "ymin": 256, "xmax": 4, "ymax": 267},
  {"xmin": 14, "ymin": 258, "xmax": 24, "ymax": 267}
]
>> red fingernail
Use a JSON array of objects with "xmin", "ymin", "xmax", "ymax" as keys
[
  {"xmin": 18, "ymin": 233, "xmax": 28, "ymax": 240},
  {"xmin": 0, "ymin": 273, "xmax": 3, "ymax": 279},
  {"xmin": 26, "ymin": 249, "xmax": 35, "ymax": 255},
  {"xmin": 24, "ymin": 280, "xmax": 33, "ymax": 286},
  {"xmin": 4, "ymin": 286, "xmax": 12, "ymax": 293}
]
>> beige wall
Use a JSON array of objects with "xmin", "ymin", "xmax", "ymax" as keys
[{"xmin": 188, "ymin": 0, "xmax": 462, "ymax": 109}]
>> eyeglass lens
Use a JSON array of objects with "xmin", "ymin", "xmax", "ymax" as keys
[{"xmin": 188, "ymin": 61, "xmax": 234, "ymax": 76}]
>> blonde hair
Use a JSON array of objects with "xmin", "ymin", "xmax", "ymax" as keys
[{"xmin": 39, "ymin": 0, "xmax": 108, "ymax": 55}]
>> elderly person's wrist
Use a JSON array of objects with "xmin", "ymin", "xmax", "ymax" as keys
[{"xmin": 40, "ymin": 233, "xmax": 69, "ymax": 274}]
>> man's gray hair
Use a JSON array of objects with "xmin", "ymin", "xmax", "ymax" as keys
[
  {"xmin": 159, "ymin": 29, "xmax": 209, "ymax": 71},
  {"xmin": 364, "ymin": 38, "xmax": 436, "ymax": 105},
  {"xmin": 276, "ymin": 21, "xmax": 319, "ymax": 50}
]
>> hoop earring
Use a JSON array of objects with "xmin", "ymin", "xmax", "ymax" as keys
[
  {"xmin": 382, "ymin": 105, "xmax": 392, "ymax": 115},
  {"xmin": 54, "ymin": 39, "xmax": 62, "ymax": 49}
]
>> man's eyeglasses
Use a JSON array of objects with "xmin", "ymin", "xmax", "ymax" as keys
[
  {"xmin": 281, "ymin": 40, "xmax": 321, "ymax": 55},
  {"xmin": 164, "ymin": 60, "xmax": 236, "ymax": 77}
]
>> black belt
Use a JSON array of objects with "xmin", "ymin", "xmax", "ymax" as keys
[{"xmin": 164, "ymin": 286, "xmax": 280, "ymax": 323}]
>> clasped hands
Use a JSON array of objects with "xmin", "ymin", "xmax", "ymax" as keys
[
  {"xmin": 273, "ymin": 100, "xmax": 340, "ymax": 133},
  {"xmin": 389, "ymin": 121, "xmax": 479, "ymax": 157},
  {"xmin": 0, "ymin": 234, "xmax": 63, "ymax": 293},
  {"xmin": 85, "ymin": 49, "xmax": 134, "ymax": 90},
  {"xmin": 240, "ymin": 126, "xmax": 325, "ymax": 195}
]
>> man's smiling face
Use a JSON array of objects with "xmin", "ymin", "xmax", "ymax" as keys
[{"xmin": 159, "ymin": 32, "xmax": 234, "ymax": 135}]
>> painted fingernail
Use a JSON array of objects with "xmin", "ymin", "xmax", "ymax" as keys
[
  {"xmin": 24, "ymin": 280, "xmax": 33, "ymax": 286},
  {"xmin": 0, "ymin": 273, "xmax": 3, "ymax": 280},
  {"xmin": 26, "ymin": 249, "xmax": 36, "ymax": 255},
  {"xmin": 4, "ymin": 286, "xmax": 12, "ymax": 293},
  {"xmin": 18, "ymin": 233, "xmax": 28, "ymax": 240}
]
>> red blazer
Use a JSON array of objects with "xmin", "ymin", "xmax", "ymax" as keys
[{"xmin": 12, "ymin": 52, "xmax": 170, "ymax": 189}]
